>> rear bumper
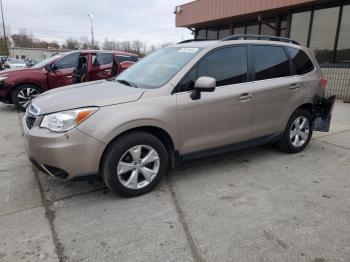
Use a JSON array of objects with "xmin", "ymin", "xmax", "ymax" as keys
[{"xmin": 22, "ymin": 116, "xmax": 106, "ymax": 180}]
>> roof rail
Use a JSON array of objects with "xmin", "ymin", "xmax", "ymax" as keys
[
  {"xmin": 177, "ymin": 39, "xmax": 211, "ymax": 44},
  {"xmin": 221, "ymin": 34, "xmax": 300, "ymax": 45}
]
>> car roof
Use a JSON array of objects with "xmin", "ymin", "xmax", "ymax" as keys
[{"xmin": 76, "ymin": 50, "xmax": 138, "ymax": 56}]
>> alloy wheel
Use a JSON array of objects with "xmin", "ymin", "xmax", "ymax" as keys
[
  {"xmin": 17, "ymin": 88, "xmax": 40, "ymax": 108},
  {"xmin": 290, "ymin": 116, "xmax": 310, "ymax": 147},
  {"xmin": 117, "ymin": 145, "xmax": 160, "ymax": 189}
]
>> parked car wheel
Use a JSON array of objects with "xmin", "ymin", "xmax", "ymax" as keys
[
  {"xmin": 12, "ymin": 84, "xmax": 42, "ymax": 111},
  {"xmin": 278, "ymin": 109, "xmax": 313, "ymax": 153},
  {"xmin": 101, "ymin": 131, "xmax": 168, "ymax": 197}
]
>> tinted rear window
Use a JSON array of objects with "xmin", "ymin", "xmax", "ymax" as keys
[
  {"xmin": 287, "ymin": 47, "xmax": 315, "ymax": 75},
  {"xmin": 117, "ymin": 55, "xmax": 139, "ymax": 63},
  {"xmin": 252, "ymin": 45, "xmax": 290, "ymax": 81}
]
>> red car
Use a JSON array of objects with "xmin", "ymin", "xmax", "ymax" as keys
[{"xmin": 0, "ymin": 50, "xmax": 138, "ymax": 110}]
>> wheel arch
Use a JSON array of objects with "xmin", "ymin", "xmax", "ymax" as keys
[
  {"xmin": 9, "ymin": 83, "xmax": 44, "ymax": 103},
  {"xmin": 296, "ymin": 103, "xmax": 313, "ymax": 114},
  {"xmin": 99, "ymin": 126, "xmax": 178, "ymax": 173}
]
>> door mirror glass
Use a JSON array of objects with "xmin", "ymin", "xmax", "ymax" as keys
[{"xmin": 194, "ymin": 76, "xmax": 216, "ymax": 92}]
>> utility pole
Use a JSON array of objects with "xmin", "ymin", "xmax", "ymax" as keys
[
  {"xmin": 0, "ymin": 0, "xmax": 8, "ymax": 57},
  {"xmin": 88, "ymin": 14, "xmax": 94, "ymax": 49}
]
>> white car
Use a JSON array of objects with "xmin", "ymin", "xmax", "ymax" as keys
[{"xmin": 5, "ymin": 58, "xmax": 27, "ymax": 69}]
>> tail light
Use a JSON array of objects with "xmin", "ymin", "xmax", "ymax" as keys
[{"xmin": 320, "ymin": 77, "xmax": 328, "ymax": 89}]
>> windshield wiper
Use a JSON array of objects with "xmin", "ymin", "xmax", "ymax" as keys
[{"xmin": 116, "ymin": 79, "xmax": 138, "ymax": 88}]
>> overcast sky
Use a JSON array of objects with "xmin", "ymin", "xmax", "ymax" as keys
[{"xmin": 3, "ymin": 0, "xmax": 193, "ymax": 46}]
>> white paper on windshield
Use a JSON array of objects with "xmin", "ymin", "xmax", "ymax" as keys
[{"xmin": 178, "ymin": 48, "xmax": 199, "ymax": 53}]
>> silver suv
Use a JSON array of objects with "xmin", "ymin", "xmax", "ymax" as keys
[{"xmin": 23, "ymin": 35, "xmax": 335, "ymax": 197}]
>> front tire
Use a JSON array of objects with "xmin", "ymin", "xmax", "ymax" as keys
[
  {"xmin": 278, "ymin": 109, "xmax": 313, "ymax": 153},
  {"xmin": 12, "ymin": 84, "xmax": 42, "ymax": 111},
  {"xmin": 101, "ymin": 131, "xmax": 168, "ymax": 197}
]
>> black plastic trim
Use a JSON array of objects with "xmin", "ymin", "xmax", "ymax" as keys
[{"xmin": 180, "ymin": 132, "xmax": 283, "ymax": 162}]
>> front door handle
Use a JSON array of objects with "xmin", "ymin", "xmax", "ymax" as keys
[
  {"xmin": 289, "ymin": 83, "xmax": 300, "ymax": 91},
  {"xmin": 238, "ymin": 93, "xmax": 253, "ymax": 102}
]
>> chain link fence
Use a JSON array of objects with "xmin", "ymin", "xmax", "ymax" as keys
[{"xmin": 321, "ymin": 65, "xmax": 350, "ymax": 100}]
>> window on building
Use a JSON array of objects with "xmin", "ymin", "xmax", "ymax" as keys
[
  {"xmin": 218, "ymin": 27, "xmax": 231, "ymax": 39},
  {"xmin": 336, "ymin": 5, "xmax": 350, "ymax": 63},
  {"xmin": 246, "ymin": 22, "xmax": 259, "ymax": 35},
  {"xmin": 310, "ymin": 6, "xmax": 340, "ymax": 64},
  {"xmin": 21, "ymin": 55, "xmax": 26, "ymax": 59},
  {"xmin": 260, "ymin": 19, "xmax": 276, "ymax": 36},
  {"xmin": 207, "ymin": 29, "xmax": 218, "ymax": 40},
  {"xmin": 280, "ymin": 17, "xmax": 288, "ymax": 37},
  {"xmin": 290, "ymin": 11, "xmax": 311, "ymax": 46},
  {"xmin": 252, "ymin": 45, "xmax": 290, "ymax": 81},
  {"xmin": 233, "ymin": 25, "xmax": 245, "ymax": 34},
  {"xmin": 197, "ymin": 29, "xmax": 206, "ymax": 40},
  {"xmin": 54, "ymin": 52, "xmax": 79, "ymax": 70},
  {"xmin": 287, "ymin": 47, "xmax": 314, "ymax": 75},
  {"xmin": 93, "ymin": 52, "xmax": 113, "ymax": 66},
  {"xmin": 179, "ymin": 46, "xmax": 248, "ymax": 91}
]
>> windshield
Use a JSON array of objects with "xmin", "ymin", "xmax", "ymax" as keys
[
  {"xmin": 31, "ymin": 53, "xmax": 67, "ymax": 69},
  {"xmin": 116, "ymin": 47, "xmax": 202, "ymax": 89}
]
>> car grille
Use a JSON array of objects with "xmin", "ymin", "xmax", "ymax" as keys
[{"xmin": 26, "ymin": 115, "xmax": 36, "ymax": 129}]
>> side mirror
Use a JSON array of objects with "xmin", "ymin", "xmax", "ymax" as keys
[
  {"xmin": 45, "ymin": 64, "xmax": 53, "ymax": 72},
  {"xmin": 191, "ymin": 76, "xmax": 216, "ymax": 100}
]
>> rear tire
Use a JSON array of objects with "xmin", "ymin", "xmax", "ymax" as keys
[
  {"xmin": 12, "ymin": 84, "xmax": 42, "ymax": 111},
  {"xmin": 278, "ymin": 109, "xmax": 313, "ymax": 153},
  {"xmin": 101, "ymin": 131, "xmax": 168, "ymax": 197}
]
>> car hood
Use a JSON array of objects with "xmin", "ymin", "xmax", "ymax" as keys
[
  {"xmin": 0, "ymin": 67, "xmax": 32, "ymax": 75},
  {"xmin": 33, "ymin": 80, "xmax": 145, "ymax": 115}
]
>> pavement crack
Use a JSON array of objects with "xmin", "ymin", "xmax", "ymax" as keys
[
  {"xmin": 315, "ymin": 139, "xmax": 350, "ymax": 151},
  {"xmin": 0, "ymin": 204, "xmax": 43, "ymax": 217},
  {"xmin": 166, "ymin": 177, "xmax": 203, "ymax": 262},
  {"xmin": 32, "ymin": 167, "xmax": 68, "ymax": 262},
  {"xmin": 53, "ymin": 186, "xmax": 107, "ymax": 202}
]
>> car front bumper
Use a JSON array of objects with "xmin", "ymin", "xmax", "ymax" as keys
[{"xmin": 22, "ymin": 116, "xmax": 106, "ymax": 180}]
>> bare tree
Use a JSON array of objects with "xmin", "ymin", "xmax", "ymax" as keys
[
  {"xmin": 65, "ymin": 37, "xmax": 80, "ymax": 50},
  {"xmin": 79, "ymin": 37, "xmax": 90, "ymax": 49},
  {"xmin": 103, "ymin": 37, "xmax": 117, "ymax": 50},
  {"xmin": 131, "ymin": 40, "xmax": 144, "ymax": 55}
]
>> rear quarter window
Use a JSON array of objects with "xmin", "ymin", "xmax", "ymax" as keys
[{"xmin": 287, "ymin": 47, "xmax": 315, "ymax": 75}]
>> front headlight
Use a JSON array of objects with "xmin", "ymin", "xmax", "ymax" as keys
[
  {"xmin": 0, "ymin": 76, "xmax": 8, "ymax": 82},
  {"xmin": 40, "ymin": 107, "xmax": 98, "ymax": 132}
]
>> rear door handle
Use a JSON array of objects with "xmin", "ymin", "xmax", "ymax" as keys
[
  {"xmin": 66, "ymin": 75, "xmax": 73, "ymax": 79},
  {"xmin": 238, "ymin": 93, "xmax": 253, "ymax": 102},
  {"xmin": 289, "ymin": 83, "xmax": 300, "ymax": 91}
]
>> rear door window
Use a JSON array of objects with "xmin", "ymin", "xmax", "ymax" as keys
[
  {"xmin": 287, "ymin": 47, "xmax": 315, "ymax": 75},
  {"xmin": 179, "ymin": 46, "xmax": 248, "ymax": 92},
  {"xmin": 93, "ymin": 53, "xmax": 113, "ymax": 66},
  {"xmin": 252, "ymin": 45, "xmax": 290, "ymax": 81}
]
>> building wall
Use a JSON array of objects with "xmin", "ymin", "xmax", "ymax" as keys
[
  {"xmin": 176, "ymin": 0, "xmax": 318, "ymax": 27},
  {"xmin": 9, "ymin": 48, "xmax": 67, "ymax": 60}
]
